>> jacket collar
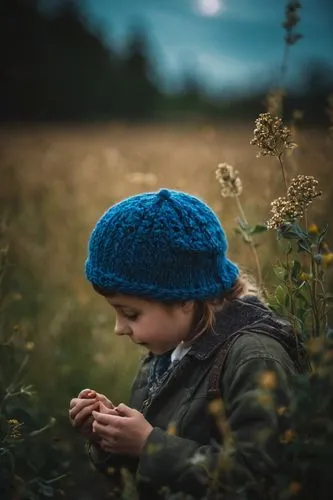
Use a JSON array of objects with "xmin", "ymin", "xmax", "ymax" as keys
[{"xmin": 188, "ymin": 295, "xmax": 272, "ymax": 360}]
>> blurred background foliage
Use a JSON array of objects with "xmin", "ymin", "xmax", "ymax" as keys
[
  {"xmin": 0, "ymin": 0, "xmax": 332, "ymax": 124},
  {"xmin": 0, "ymin": 0, "xmax": 333, "ymax": 498}
]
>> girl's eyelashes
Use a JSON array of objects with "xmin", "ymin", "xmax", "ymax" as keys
[{"xmin": 121, "ymin": 310, "xmax": 140, "ymax": 321}]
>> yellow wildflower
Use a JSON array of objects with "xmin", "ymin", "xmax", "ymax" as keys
[
  {"xmin": 299, "ymin": 272, "xmax": 312, "ymax": 282},
  {"xmin": 322, "ymin": 253, "xmax": 333, "ymax": 266},
  {"xmin": 280, "ymin": 429, "xmax": 296, "ymax": 443},
  {"xmin": 25, "ymin": 341, "xmax": 35, "ymax": 351},
  {"xmin": 277, "ymin": 406, "xmax": 287, "ymax": 416},
  {"xmin": 167, "ymin": 422, "xmax": 177, "ymax": 436},
  {"xmin": 307, "ymin": 224, "xmax": 319, "ymax": 234},
  {"xmin": 208, "ymin": 398, "xmax": 224, "ymax": 416},
  {"xmin": 259, "ymin": 371, "xmax": 277, "ymax": 390}
]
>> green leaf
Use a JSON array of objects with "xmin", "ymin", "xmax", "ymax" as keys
[
  {"xmin": 284, "ymin": 293, "xmax": 290, "ymax": 307},
  {"xmin": 294, "ymin": 291, "xmax": 311, "ymax": 306},
  {"xmin": 248, "ymin": 224, "xmax": 268, "ymax": 235},
  {"xmin": 273, "ymin": 266, "xmax": 287, "ymax": 281},
  {"xmin": 297, "ymin": 239, "xmax": 311, "ymax": 253},
  {"xmin": 275, "ymin": 285, "xmax": 286, "ymax": 305},
  {"xmin": 277, "ymin": 222, "xmax": 307, "ymax": 241},
  {"xmin": 291, "ymin": 260, "xmax": 301, "ymax": 280}
]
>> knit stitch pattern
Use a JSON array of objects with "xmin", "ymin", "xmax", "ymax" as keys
[{"xmin": 85, "ymin": 188, "xmax": 239, "ymax": 301}]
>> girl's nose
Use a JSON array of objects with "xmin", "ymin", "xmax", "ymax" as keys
[{"xmin": 114, "ymin": 319, "xmax": 131, "ymax": 337}]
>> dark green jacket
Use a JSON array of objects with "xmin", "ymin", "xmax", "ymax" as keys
[{"xmin": 88, "ymin": 296, "xmax": 308, "ymax": 499}]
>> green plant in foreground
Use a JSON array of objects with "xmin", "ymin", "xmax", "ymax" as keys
[
  {"xmin": 210, "ymin": 111, "xmax": 333, "ymax": 500},
  {"xmin": 0, "ymin": 217, "xmax": 68, "ymax": 500},
  {"xmin": 217, "ymin": 111, "xmax": 333, "ymax": 340}
]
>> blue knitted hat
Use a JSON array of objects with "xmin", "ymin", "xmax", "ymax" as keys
[{"xmin": 85, "ymin": 189, "xmax": 239, "ymax": 301}]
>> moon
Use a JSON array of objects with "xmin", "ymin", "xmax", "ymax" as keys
[{"xmin": 197, "ymin": 0, "xmax": 225, "ymax": 17}]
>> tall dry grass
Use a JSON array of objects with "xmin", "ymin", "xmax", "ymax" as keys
[{"xmin": 0, "ymin": 121, "xmax": 331, "ymax": 404}]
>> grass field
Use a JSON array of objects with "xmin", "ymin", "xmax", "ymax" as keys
[{"xmin": 0, "ymin": 121, "xmax": 332, "ymax": 402}]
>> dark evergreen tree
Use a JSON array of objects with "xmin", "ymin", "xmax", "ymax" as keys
[{"xmin": 122, "ymin": 23, "xmax": 159, "ymax": 119}]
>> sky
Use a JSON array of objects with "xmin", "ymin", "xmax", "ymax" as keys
[{"xmin": 46, "ymin": 0, "xmax": 333, "ymax": 94}]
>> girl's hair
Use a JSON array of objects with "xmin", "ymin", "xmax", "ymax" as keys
[
  {"xmin": 188, "ymin": 272, "xmax": 261, "ymax": 343},
  {"xmin": 92, "ymin": 272, "xmax": 261, "ymax": 345}
]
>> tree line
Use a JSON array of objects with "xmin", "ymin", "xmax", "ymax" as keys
[{"xmin": 1, "ymin": 0, "xmax": 332, "ymax": 124}]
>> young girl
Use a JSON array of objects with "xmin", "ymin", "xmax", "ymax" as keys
[{"xmin": 69, "ymin": 188, "xmax": 308, "ymax": 499}]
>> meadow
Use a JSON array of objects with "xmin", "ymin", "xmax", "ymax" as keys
[
  {"xmin": 1, "ymin": 121, "xmax": 332, "ymax": 392},
  {"xmin": 0, "ymin": 119, "xmax": 332, "ymax": 499}
]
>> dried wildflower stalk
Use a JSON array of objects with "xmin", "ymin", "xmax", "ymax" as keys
[
  {"xmin": 267, "ymin": 175, "xmax": 321, "ymax": 230},
  {"xmin": 266, "ymin": 174, "xmax": 325, "ymax": 338},
  {"xmin": 215, "ymin": 163, "xmax": 243, "ymax": 198},
  {"xmin": 251, "ymin": 112, "xmax": 297, "ymax": 191},
  {"xmin": 251, "ymin": 113, "xmax": 297, "ymax": 158},
  {"xmin": 287, "ymin": 175, "xmax": 322, "ymax": 209},
  {"xmin": 215, "ymin": 163, "xmax": 262, "ymax": 288},
  {"xmin": 281, "ymin": 1, "xmax": 303, "ymax": 83}
]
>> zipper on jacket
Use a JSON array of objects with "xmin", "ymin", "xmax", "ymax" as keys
[{"xmin": 140, "ymin": 357, "xmax": 189, "ymax": 416}]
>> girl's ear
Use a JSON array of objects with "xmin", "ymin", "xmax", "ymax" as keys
[{"xmin": 180, "ymin": 300, "xmax": 195, "ymax": 314}]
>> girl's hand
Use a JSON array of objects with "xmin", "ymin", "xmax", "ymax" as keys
[
  {"xmin": 69, "ymin": 388, "xmax": 115, "ymax": 442},
  {"xmin": 92, "ymin": 403, "xmax": 153, "ymax": 457},
  {"xmin": 78, "ymin": 388, "xmax": 113, "ymax": 407}
]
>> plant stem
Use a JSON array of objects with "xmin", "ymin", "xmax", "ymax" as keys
[
  {"xmin": 305, "ymin": 209, "xmax": 321, "ymax": 337},
  {"xmin": 280, "ymin": 43, "xmax": 290, "ymax": 88},
  {"xmin": 311, "ymin": 259, "xmax": 320, "ymax": 337},
  {"xmin": 286, "ymin": 248, "xmax": 295, "ymax": 319},
  {"xmin": 304, "ymin": 210, "xmax": 309, "ymax": 231},
  {"xmin": 235, "ymin": 196, "xmax": 263, "ymax": 289},
  {"xmin": 318, "ymin": 275, "xmax": 329, "ymax": 333},
  {"xmin": 278, "ymin": 154, "xmax": 288, "ymax": 192}
]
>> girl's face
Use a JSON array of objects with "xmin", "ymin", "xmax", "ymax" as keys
[{"xmin": 105, "ymin": 293, "xmax": 195, "ymax": 355}]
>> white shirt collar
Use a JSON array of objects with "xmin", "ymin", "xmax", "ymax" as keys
[{"xmin": 171, "ymin": 341, "xmax": 191, "ymax": 364}]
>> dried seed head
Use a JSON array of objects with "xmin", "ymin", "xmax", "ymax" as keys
[
  {"xmin": 7, "ymin": 418, "xmax": 22, "ymax": 439},
  {"xmin": 215, "ymin": 163, "xmax": 243, "ymax": 197},
  {"xmin": 266, "ymin": 196, "xmax": 304, "ymax": 230},
  {"xmin": 267, "ymin": 175, "xmax": 321, "ymax": 230},
  {"xmin": 283, "ymin": 1, "xmax": 302, "ymax": 45},
  {"xmin": 287, "ymin": 175, "xmax": 322, "ymax": 208},
  {"xmin": 250, "ymin": 112, "xmax": 297, "ymax": 157}
]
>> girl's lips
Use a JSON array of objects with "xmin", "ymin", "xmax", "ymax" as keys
[{"xmin": 131, "ymin": 339, "xmax": 147, "ymax": 346}]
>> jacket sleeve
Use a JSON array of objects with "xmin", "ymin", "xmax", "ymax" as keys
[
  {"xmin": 137, "ymin": 334, "xmax": 296, "ymax": 498},
  {"xmin": 87, "ymin": 441, "xmax": 138, "ymax": 473}
]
